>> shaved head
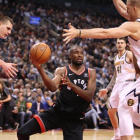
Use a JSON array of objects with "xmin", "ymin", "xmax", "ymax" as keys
[
  {"xmin": 70, "ymin": 46, "xmax": 83, "ymax": 54},
  {"xmin": 127, "ymin": 0, "xmax": 140, "ymax": 7}
]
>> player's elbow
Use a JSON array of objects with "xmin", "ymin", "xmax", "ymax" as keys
[
  {"xmin": 103, "ymin": 29, "xmax": 123, "ymax": 39},
  {"xmin": 7, "ymin": 95, "xmax": 11, "ymax": 101},
  {"xmin": 86, "ymin": 96, "xmax": 93, "ymax": 102},
  {"xmin": 86, "ymin": 93, "xmax": 94, "ymax": 102},
  {"xmin": 47, "ymin": 86, "xmax": 58, "ymax": 92}
]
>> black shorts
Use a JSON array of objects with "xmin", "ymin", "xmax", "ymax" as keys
[{"xmin": 33, "ymin": 106, "xmax": 84, "ymax": 140}]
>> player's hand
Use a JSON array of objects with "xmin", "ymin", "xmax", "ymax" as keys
[
  {"xmin": 63, "ymin": 23, "xmax": 78, "ymax": 44},
  {"xmin": 29, "ymin": 55, "xmax": 41, "ymax": 68},
  {"xmin": 1, "ymin": 61, "xmax": 18, "ymax": 78},
  {"xmin": 98, "ymin": 89, "xmax": 108, "ymax": 97},
  {"xmin": 61, "ymin": 74, "xmax": 73, "ymax": 87},
  {"xmin": 125, "ymin": 67, "xmax": 135, "ymax": 73}
]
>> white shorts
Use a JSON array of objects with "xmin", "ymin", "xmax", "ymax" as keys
[
  {"xmin": 109, "ymin": 81, "xmax": 134, "ymax": 109},
  {"xmin": 121, "ymin": 77, "xmax": 140, "ymax": 127}
]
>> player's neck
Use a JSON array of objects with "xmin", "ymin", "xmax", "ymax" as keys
[
  {"xmin": 70, "ymin": 63, "xmax": 84, "ymax": 72},
  {"xmin": 118, "ymin": 50, "xmax": 126, "ymax": 57}
]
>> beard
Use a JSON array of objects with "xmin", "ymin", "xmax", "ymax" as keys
[
  {"xmin": 0, "ymin": 89, "xmax": 2, "ymax": 94},
  {"xmin": 72, "ymin": 60, "xmax": 83, "ymax": 66}
]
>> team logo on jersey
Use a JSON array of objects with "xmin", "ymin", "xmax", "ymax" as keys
[
  {"xmin": 127, "ymin": 99, "xmax": 134, "ymax": 106},
  {"xmin": 67, "ymin": 85, "xmax": 71, "ymax": 90},
  {"xmin": 84, "ymin": 73, "xmax": 88, "ymax": 78},
  {"xmin": 115, "ymin": 61, "xmax": 124, "ymax": 66}
]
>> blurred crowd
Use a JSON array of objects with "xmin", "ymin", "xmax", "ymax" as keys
[{"xmin": 0, "ymin": 1, "xmax": 126, "ymax": 130}]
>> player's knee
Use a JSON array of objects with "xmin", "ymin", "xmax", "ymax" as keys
[
  {"xmin": 17, "ymin": 127, "xmax": 29, "ymax": 139},
  {"xmin": 17, "ymin": 128, "xmax": 24, "ymax": 137}
]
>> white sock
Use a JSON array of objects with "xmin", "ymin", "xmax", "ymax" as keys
[{"xmin": 114, "ymin": 128, "xmax": 120, "ymax": 136}]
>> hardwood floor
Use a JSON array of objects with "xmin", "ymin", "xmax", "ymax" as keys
[{"xmin": 0, "ymin": 129, "xmax": 140, "ymax": 140}]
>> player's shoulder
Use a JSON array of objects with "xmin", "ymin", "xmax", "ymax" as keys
[
  {"xmin": 88, "ymin": 68, "xmax": 96, "ymax": 77},
  {"xmin": 126, "ymin": 50, "xmax": 133, "ymax": 57},
  {"xmin": 126, "ymin": 50, "xmax": 132, "ymax": 54},
  {"xmin": 121, "ymin": 21, "xmax": 140, "ymax": 30},
  {"xmin": 55, "ymin": 67, "xmax": 66, "ymax": 75}
]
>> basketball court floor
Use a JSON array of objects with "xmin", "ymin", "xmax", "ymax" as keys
[{"xmin": 0, "ymin": 129, "xmax": 140, "ymax": 140}]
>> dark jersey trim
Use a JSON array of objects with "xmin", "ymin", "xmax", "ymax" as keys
[
  {"xmin": 118, "ymin": 51, "xmax": 127, "ymax": 59},
  {"xmin": 129, "ymin": 36, "xmax": 138, "ymax": 41},
  {"xmin": 125, "ymin": 51, "xmax": 131, "ymax": 64},
  {"xmin": 69, "ymin": 64, "xmax": 85, "ymax": 75}
]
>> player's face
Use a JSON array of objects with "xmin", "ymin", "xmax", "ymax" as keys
[
  {"xmin": 70, "ymin": 47, "xmax": 84, "ymax": 66},
  {"xmin": 126, "ymin": 1, "xmax": 136, "ymax": 21},
  {"xmin": 0, "ymin": 21, "xmax": 13, "ymax": 39},
  {"xmin": 116, "ymin": 39, "xmax": 126, "ymax": 51}
]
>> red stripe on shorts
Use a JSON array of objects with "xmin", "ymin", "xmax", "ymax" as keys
[{"xmin": 33, "ymin": 115, "xmax": 46, "ymax": 133}]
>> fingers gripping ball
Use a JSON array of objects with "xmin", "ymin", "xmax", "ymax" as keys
[{"xmin": 30, "ymin": 43, "xmax": 51, "ymax": 64}]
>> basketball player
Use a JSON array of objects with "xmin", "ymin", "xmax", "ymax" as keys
[
  {"xmin": 99, "ymin": 38, "xmax": 135, "ymax": 140},
  {"xmin": 0, "ymin": 16, "xmax": 18, "ymax": 78},
  {"xmin": 17, "ymin": 46, "xmax": 96, "ymax": 140},
  {"xmin": 63, "ymin": 0, "xmax": 140, "ymax": 139}
]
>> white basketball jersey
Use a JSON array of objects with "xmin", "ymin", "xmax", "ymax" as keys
[
  {"xmin": 115, "ymin": 51, "xmax": 135, "ymax": 83},
  {"xmin": 128, "ymin": 19, "xmax": 140, "ymax": 69}
]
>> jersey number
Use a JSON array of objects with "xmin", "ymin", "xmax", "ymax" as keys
[{"xmin": 117, "ymin": 66, "xmax": 121, "ymax": 73}]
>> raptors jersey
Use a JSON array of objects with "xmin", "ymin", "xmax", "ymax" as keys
[
  {"xmin": 56, "ymin": 65, "xmax": 90, "ymax": 115},
  {"xmin": 115, "ymin": 51, "xmax": 135, "ymax": 83}
]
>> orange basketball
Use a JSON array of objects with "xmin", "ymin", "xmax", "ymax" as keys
[{"xmin": 30, "ymin": 43, "xmax": 51, "ymax": 64}]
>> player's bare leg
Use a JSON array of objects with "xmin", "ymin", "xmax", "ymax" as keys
[
  {"xmin": 108, "ymin": 108, "xmax": 120, "ymax": 140},
  {"xmin": 121, "ymin": 136, "xmax": 133, "ymax": 140}
]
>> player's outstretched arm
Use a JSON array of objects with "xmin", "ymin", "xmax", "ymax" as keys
[
  {"xmin": 0, "ymin": 59, "xmax": 18, "ymax": 78},
  {"xmin": 113, "ymin": 0, "xmax": 130, "ymax": 20},
  {"xmin": 62, "ymin": 69, "xmax": 96, "ymax": 102},
  {"xmin": 63, "ymin": 22, "xmax": 137, "ymax": 44},
  {"xmin": 30, "ymin": 56, "xmax": 64, "ymax": 92},
  {"xmin": 99, "ymin": 70, "xmax": 116, "ymax": 97}
]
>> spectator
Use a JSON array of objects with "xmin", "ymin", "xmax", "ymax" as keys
[
  {"xmin": 43, "ymin": 91, "xmax": 53, "ymax": 110},
  {"xmin": 27, "ymin": 89, "xmax": 37, "ymax": 103},
  {"xmin": 85, "ymin": 104, "xmax": 107, "ymax": 130},
  {"xmin": 27, "ymin": 70, "xmax": 36, "ymax": 84},
  {"xmin": 31, "ymin": 95, "xmax": 45, "ymax": 115},
  {"xmin": 16, "ymin": 95, "xmax": 32, "ymax": 127}
]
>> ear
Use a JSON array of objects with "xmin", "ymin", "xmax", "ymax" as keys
[{"xmin": 134, "ymin": 6, "xmax": 136, "ymax": 11}]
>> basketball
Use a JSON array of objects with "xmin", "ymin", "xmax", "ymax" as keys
[{"xmin": 30, "ymin": 43, "xmax": 51, "ymax": 64}]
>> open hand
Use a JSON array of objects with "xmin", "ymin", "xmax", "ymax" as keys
[
  {"xmin": 98, "ymin": 89, "xmax": 108, "ymax": 97},
  {"xmin": 63, "ymin": 23, "xmax": 78, "ymax": 44},
  {"xmin": 29, "ymin": 55, "xmax": 41, "ymax": 68},
  {"xmin": 1, "ymin": 61, "xmax": 18, "ymax": 78}
]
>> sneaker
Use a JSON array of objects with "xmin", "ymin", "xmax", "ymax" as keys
[
  {"xmin": 111, "ymin": 136, "xmax": 121, "ymax": 140},
  {"xmin": 14, "ymin": 123, "xmax": 19, "ymax": 130},
  {"xmin": 99, "ymin": 119, "xmax": 107, "ymax": 124},
  {"xmin": 94, "ymin": 126, "xmax": 99, "ymax": 130}
]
